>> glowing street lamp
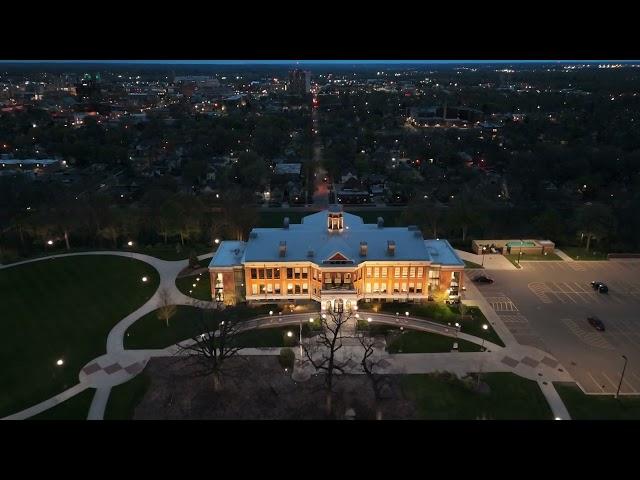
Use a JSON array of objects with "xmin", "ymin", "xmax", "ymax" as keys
[
  {"xmin": 214, "ymin": 238, "xmax": 220, "ymax": 245},
  {"xmin": 142, "ymin": 276, "xmax": 148, "ymax": 283},
  {"xmin": 287, "ymin": 331, "xmax": 293, "ymax": 338},
  {"xmin": 269, "ymin": 310, "xmax": 273, "ymax": 316},
  {"xmin": 47, "ymin": 240, "xmax": 53, "ymax": 245},
  {"xmin": 481, "ymin": 324, "xmax": 488, "ymax": 351},
  {"xmin": 56, "ymin": 359, "xmax": 64, "ymax": 366},
  {"xmin": 127, "ymin": 241, "xmax": 134, "ymax": 247}
]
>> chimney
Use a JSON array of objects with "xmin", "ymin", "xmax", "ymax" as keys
[
  {"xmin": 283, "ymin": 217, "xmax": 289, "ymax": 229},
  {"xmin": 307, "ymin": 248, "xmax": 315, "ymax": 258},
  {"xmin": 377, "ymin": 217, "xmax": 384, "ymax": 228},
  {"xmin": 279, "ymin": 241, "xmax": 287, "ymax": 257},
  {"xmin": 387, "ymin": 240, "xmax": 396, "ymax": 256},
  {"xmin": 359, "ymin": 241, "xmax": 368, "ymax": 257}
]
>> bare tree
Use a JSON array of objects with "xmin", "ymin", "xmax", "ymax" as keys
[
  {"xmin": 176, "ymin": 310, "xmax": 243, "ymax": 391},
  {"xmin": 356, "ymin": 330, "xmax": 388, "ymax": 420},
  {"xmin": 156, "ymin": 288, "xmax": 177, "ymax": 327},
  {"xmin": 302, "ymin": 308, "xmax": 354, "ymax": 417}
]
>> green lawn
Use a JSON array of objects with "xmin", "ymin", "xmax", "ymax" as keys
[
  {"xmin": 463, "ymin": 260, "xmax": 484, "ymax": 269},
  {"xmin": 176, "ymin": 271, "xmax": 212, "ymax": 301},
  {"xmin": 0, "ymin": 255, "xmax": 160, "ymax": 418},
  {"xmin": 133, "ymin": 243, "xmax": 211, "ymax": 261},
  {"xmin": 386, "ymin": 330, "xmax": 482, "ymax": 353},
  {"xmin": 104, "ymin": 372, "xmax": 151, "ymax": 420},
  {"xmin": 30, "ymin": 388, "xmax": 96, "ymax": 420},
  {"xmin": 361, "ymin": 302, "xmax": 504, "ymax": 347},
  {"xmin": 504, "ymin": 252, "xmax": 563, "ymax": 267},
  {"xmin": 403, "ymin": 372, "xmax": 553, "ymax": 419},
  {"xmin": 559, "ymin": 246, "xmax": 609, "ymax": 261},
  {"xmin": 555, "ymin": 382, "xmax": 640, "ymax": 419},
  {"xmin": 124, "ymin": 304, "xmax": 287, "ymax": 350}
]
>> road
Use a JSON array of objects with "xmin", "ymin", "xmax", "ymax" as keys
[
  {"xmin": 469, "ymin": 259, "xmax": 640, "ymax": 395},
  {"xmin": 311, "ymin": 104, "xmax": 329, "ymax": 208}
]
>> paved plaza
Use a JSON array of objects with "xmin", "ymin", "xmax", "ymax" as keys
[{"xmin": 469, "ymin": 259, "xmax": 640, "ymax": 395}]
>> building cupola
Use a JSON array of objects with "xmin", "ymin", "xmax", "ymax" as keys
[{"xmin": 327, "ymin": 204, "xmax": 344, "ymax": 232}]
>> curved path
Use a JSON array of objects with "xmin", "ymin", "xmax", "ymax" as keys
[{"xmin": 2, "ymin": 250, "xmax": 573, "ymax": 420}]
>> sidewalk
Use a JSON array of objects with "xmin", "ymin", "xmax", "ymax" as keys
[
  {"xmin": 455, "ymin": 250, "xmax": 517, "ymax": 270},
  {"xmin": 554, "ymin": 249, "xmax": 575, "ymax": 262}
]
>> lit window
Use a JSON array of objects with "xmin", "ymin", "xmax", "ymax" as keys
[
  {"xmin": 374, "ymin": 267, "xmax": 379, "ymax": 278},
  {"xmin": 252, "ymin": 284, "xmax": 258, "ymax": 295},
  {"xmin": 417, "ymin": 267, "xmax": 423, "ymax": 277},
  {"xmin": 366, "ymin": 283, "xmax": 372, "ymax": 293},
  {"xmin": 402, "ymin": 267, "xmax": 408, "ymax": 278},
  {"xmin": 409, "ymin": 267, "xmax": 415, "ymax": 278},
  {"xmin": 287, "ymin": 283, "xmax": 294, "ymax": 294},
  {"xmin": 302, "ymin": 283, "xmax": 308, "ymax": 294},
  {"xmin": 367, "ymin": 267, "xmax": 372, "ymax": 278},
  {"xmin": 394, "ymin": 267, "xmax": 401, "ymax": 278},
  {"xmin": 381, "ymin": 267, "xmax": 387, "ymax": 278},
  {"xmin": 401, "ymin": 283, "xmax": 408, "ymax": 293}
]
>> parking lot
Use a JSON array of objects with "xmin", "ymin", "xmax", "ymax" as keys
[{"xmin": 470, "ymin": 260, "xmax": 640, "ymax": 395}]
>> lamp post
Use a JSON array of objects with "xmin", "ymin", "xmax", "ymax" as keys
[
  {"xmin": 615, "ymin": 355, "xmax": 628, "ymax": 399},
  {"xmin": 481, "ymin": 246, "xmax": 487, "ymax": 267},
  {"xmin": 481, "ymin": 324, "xmax": 488, "ymax": 351}
]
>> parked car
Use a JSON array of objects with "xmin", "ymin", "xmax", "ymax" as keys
[
  {"xmin": 590, "ymin": 281, "xmax": 609, "ymax": 293},
  {"xmin": 587, "ymin": 316, "xmax": 605, "ymax": 331},
  {"xmin": 474, "ymin": 275, "xmax": 494, "ymax": 284}
]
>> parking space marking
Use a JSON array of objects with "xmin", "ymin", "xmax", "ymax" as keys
[
  {"xmin": 587, "ymin": 372, "xmax": 606, "ymax": 392},
  {"xmin": 561, "ymin": 318, "xmax": 615, "ymax": 350},
  {"xmin": 601, "ymin": 372, "xmax": 620, "ymax": 391},
  {"xmin": 567, "ymin": 262, "xmax": 587, "ymax": 272},
  {"xmin": 528, "ymin": 282, "xmax": 553, "ymax": 304},
  {"xmin": 486, "ymin": 296, "xmax": 519, "ymax": 312}
]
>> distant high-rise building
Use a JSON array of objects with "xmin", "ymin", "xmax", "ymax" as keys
[{"xmin": 288, "ymin": 69, "xmax": 310, "ymax": 95}]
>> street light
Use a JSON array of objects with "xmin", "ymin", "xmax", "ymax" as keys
[
  {"xmin": 482, "ymin": 246, "xmax": 487, "ymax": 267},
  {"xmin": 481, "ymin": 324, "xmax": 488, "ymax": 351},
  {"xmin": 615, "ymin": 355, "xmax": 629, "ymax": 399},
  {"xmin": 142, "ymin": 276, "xmax": 148, "ymax": 283},
  {"xmin": 56, "ymin": 359, "xmax": 64, "ymax": 366},
  {"xmin": 127, "ymin": 241, "xmax": 133, "ymax": 247}
]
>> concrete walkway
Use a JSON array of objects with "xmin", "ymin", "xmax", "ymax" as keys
[
  {"xmin": 554, "ymin": 249, "xmax": 575, "ymax": 262},
  {"xmin": 455, "ymin": 250, "xmax": 518, "ymax": 270},
  {"xmin": 2, "ymin": 249, "xmax": 574, "ymax": 421}
]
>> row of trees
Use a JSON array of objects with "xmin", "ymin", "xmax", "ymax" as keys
[
  {"xmin": 0, "ymin": 186, "xmax": 258, "ymax": 261},
  {"xmin": 180, "ymin": 307, "xmax": 389, "ymax": 419},
  {"xmin": 401, "ymin": 192, "xmax": 634, "ymax": 252}
]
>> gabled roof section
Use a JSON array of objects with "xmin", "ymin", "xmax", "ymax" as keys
[{"xmin": 324, "ymin": 251, "xmax": 353, "ymax": 264}]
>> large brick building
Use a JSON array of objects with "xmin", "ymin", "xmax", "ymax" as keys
[{"xmin": 208, "ymin": 206, "xmax": 464, "ymax": 312}]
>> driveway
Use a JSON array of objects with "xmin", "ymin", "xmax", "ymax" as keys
[{"xmin": 468, "ymin": 259, "xmax": 640, "ymax": 395}]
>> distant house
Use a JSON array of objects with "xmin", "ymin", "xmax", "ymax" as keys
[{"xmin": 340, "ymin": 171, "xmax": 358, "ymax": 184}]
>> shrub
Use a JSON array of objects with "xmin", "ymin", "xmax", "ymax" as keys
[{"xmin": 278, "ymin": 348, "xmax": 295, "ymax": 370}]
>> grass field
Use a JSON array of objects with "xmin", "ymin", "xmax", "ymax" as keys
[
  {"xmin": 124, "ymin": 304, "xmax": 288, "ymax": 350},
  {"xmin": 30, "ymin": 388, "xmax": 96, "ymax": 420},
  {"xmin": 362, "ymin": 302, "xmax": 504, "ymax": 347},
  {"xmin": 559, "ymin": 246, "xmax": 609, "ymax": 261},
  {"xmin": 463, "ymin": 260, "xmax": 484, "ymax": 269},
  {"xmin": 175, "ymin": 271, "xmax": 212, "ymax": 301},
  {"xmin": 105, "ymin": 372, "xmax": 151, "ymax": 420},
  {"xmin": 403, "ymin": 372, "xmax": 553, "ymax": 419},
  {"xmin": 504, "ymin": 251, "xmax": 563, "ymax": 267},
  {"xmin": 386, "ymin": 330, "xmax": 482, "ymax": 353},
  {"xmin": 555, "ymin": 382, "xmax": 640, "ymax": 419},
  {"xmin": 0, "ymin": 255, "xmax": 160, "ymax": 418}
]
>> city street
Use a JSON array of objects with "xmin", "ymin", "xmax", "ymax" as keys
[{"xmin": 469, "ymin": 260, "xmax": 640, "ymax": 394}]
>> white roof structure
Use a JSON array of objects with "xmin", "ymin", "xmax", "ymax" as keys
[{"xmin": 210, "ymin": 209, "xmax": 464, "ymax": 268}]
